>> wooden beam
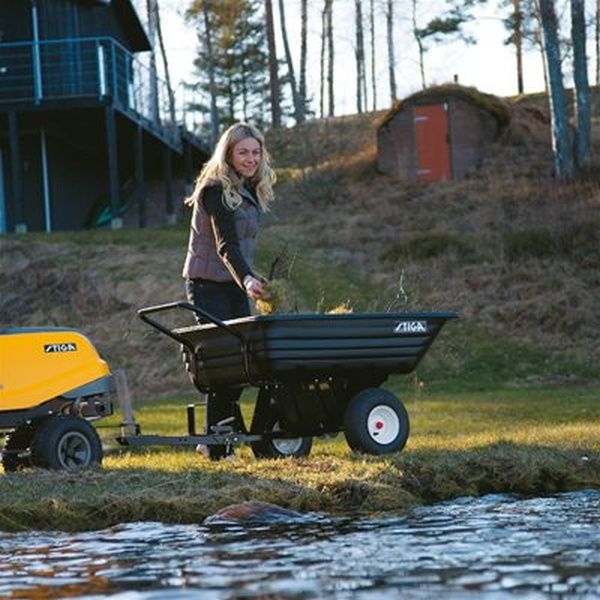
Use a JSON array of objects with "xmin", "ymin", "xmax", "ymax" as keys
[
  {"xmin": 8, "ymin": 111, "xmax": 26, "ymax": 233},
  {"xmin": 135, "ymin": 124, "xmax": 146, "ymax": 229},
  {"xmin": 104, "ymin": 105, "xmax": 121, "ymax": 229},
  {"xmin": 184, "ymin": 138, "xmax": 193, "ymax": 195},
  {"xmin": 163, "ymin": 146, "xmax": 174, "ymax": 224}
]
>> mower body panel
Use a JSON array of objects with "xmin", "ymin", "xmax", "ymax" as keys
[{"xmin": 0, "ymin": 328, "xmax": 112, "ymax": 413}]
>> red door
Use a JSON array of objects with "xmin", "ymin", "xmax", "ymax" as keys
[{"xmin": 414, "ymin": 104, "xmax": 451, "ymax": 183}]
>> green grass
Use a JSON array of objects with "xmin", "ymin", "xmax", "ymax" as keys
[
  {"xmin": 104, "ymin": 385, "xmax": 600, "ymax": 454},
  {"xmin": 406, "ymin": 321, "xmax": 599, "ymax": 394},
  {"xmin": 5, "ymin": 224, "xmax": 189, "ymax": 247},
  {"xmin": 255, "ymin": 235, "xmax": 377, "ymax": 313},
  {"xmin": 1, "ymin": 385, "xmax": 597, "ymax": 532},
  {"xmin": 2, "ymin": 209, "xmax": 598, "ymax": 532}
]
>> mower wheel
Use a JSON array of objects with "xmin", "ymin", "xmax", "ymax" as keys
[
  {"xmin": 250, "ymin": 417, "xmax": 312, "ymax": 459},
  {"xmin": 1, "ymin": 425, "xmax": 35, "ymax": 472},
  {"xmin": 343, "ymin": 388, "xmax": 409, "ymax": 455},
  {"xmin": 31, "ymin": 416, "xmax": 103, "ymax": 471}
]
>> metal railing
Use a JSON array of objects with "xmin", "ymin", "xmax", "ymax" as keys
[{"xmin": 0, "ymin": 36, "xmax": 180, "ymax": 148}]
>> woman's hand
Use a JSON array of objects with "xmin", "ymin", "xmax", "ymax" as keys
[{"xmin": 243, "ymin": 275, "xmax": 267, "ymax": 300}]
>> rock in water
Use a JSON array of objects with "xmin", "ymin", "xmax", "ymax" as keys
[{"xmin": 204, "ymin": 500, "xmax": 306, "ymax": 524}]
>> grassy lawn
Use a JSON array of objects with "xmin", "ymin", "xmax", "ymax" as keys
[
  {"xmin": 1, "ymin": 383, "xmax": 597, "ymax": 532},
  {"xmin": 103, "ymin": 383, "xmax": 600, "ymax": 455},
  {"xmin": 2, "ymin": 222, "xmax": 598, "ymax": 531}
]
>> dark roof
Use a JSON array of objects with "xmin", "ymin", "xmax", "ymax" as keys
[{"xmin": 83, "ymin": 0, "xmax": 151, "ymax": 51}]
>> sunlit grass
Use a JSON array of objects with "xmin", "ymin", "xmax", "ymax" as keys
[
  {"xmin": 100, "ymin": 384, "xmax": 600, "ymax": 459},
  {"xmin": 1, "ymin": 385, "xmax": 598, "ymax": 532}
]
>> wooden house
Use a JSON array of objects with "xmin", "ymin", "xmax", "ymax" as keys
[
  {"xmin": 0, "ymin": 0, "xmax": 208, "ymax": 233},
  {"xmin": 377, "ymin": 85, "xmax": 509, "ymax": 184}
]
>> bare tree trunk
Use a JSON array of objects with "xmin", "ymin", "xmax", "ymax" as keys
[
  {"xmin": 320, "ymin": 4, "xmax": 326, "ymax": 118},
  {"xmin": 227, "ymin": 76, "xmax": 235, "ymax": 124},
  {"xmin": 154, "ymin": 0, "xmax": 177, "ymax": 132},
  {"xmin": 362, "ymin": 14, "xmax": 368, "ymax": 109},
  {"xmin": 326, "ymin": 0, "xmax": 335, "ymax": 117},
  {"xmin": 201, "ymin": 0, "xmax": 219, "ymax": 147},
  {"xmin": 539, "ymin": 0, "xmax": 574, "ymax": 179},
  {"xmin": 571, "ymin": 0, "xmax": 591, "ymax": 169},
  {"xmin": 539, "ymin": 37, "xmax": 549, "ymax": 92},
  {"xmin": 265, "ymin": 0, "xmax": 281, "ymax": 128},
  {"xmin": 146, "ymin": 0, "xmax": 160, "ymax": 123},
  {"xmin": 300, "ymin": 0, "xmax": 308, "ymax": 114},
  {"xmin": 241, "ymin": 68, "xmax": 249, "ymax": 122},
  {"xmin": 412, "ymin": 0, "xmax": 427, "ymax": 89},
  {"xmin": 355, "ymin": 0, "xmax": 366, "ymax": 113},
  {"xmin": 386, "ymin": 0, "xmax": 397, "ymax": 102},
  {"xmin": 239, "ymin": 15, "xmax": 249, "ymax": 123},
  {"xmin": 513, "ymin": 0, "xmax": 524, "ymax": 93},
  {"xmin": 370, "ymin": 0, "xmax": 377, "ymax": 111},
  {"xmin": 532, "ymin": 1, "xmax": 550, "ymax": 93},
  {"xmin": 278, "ymin": 0, "xmax": 304, "ymax": 123},
  {"xmin": 596, "ymin": 0, "xmax": 600, "ymax": 86}
]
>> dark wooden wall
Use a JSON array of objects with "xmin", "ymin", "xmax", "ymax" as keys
[
  {"xmin": 377, "ymin": 99, "xmax": 499, "ymax": 182},
  {"xmin": 0, "ymin": 0, "xmax": 146, "ymax": 51},
  {"xmin": 377, "ymin": 109, "xmax": 416, "ymax": 181},
  {"xmin": 448, "ymin": 99, "xmax": 498, "ymax": 180}
]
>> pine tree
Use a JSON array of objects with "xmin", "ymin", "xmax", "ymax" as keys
[{"xmin": 186, "ymin": 0, "xmax": 270, "ymax": 133}]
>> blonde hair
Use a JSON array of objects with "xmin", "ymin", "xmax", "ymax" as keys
[{"xmin": 185, "ymin": 122, "xmax": 276, "ymax": 211}]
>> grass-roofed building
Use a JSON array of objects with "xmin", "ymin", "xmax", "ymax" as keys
[{"xmin": 377, "ymin": 84, "xmax": 510, "ymax": 184}]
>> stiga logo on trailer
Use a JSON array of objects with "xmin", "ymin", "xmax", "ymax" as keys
[
  {"xmin": 394, "ymin": 321, "xmax": 427, "ymax": 334},
  {"xmin": 44, "ymin": 343, "xmax": 77, "ymax": 353}
]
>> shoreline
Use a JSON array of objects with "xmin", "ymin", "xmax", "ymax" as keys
[{"xmin": 1, "ymin": 443, "xmax": 598, "ymax": 533}]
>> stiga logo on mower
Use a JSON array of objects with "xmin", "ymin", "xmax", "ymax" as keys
[
  {"xmin": 44, "ymin": 343, "xmax": 77, "ymax": 353},
  {"xmin": 394, "ymin": 321, "xmax": 427, "ymax": 334}
]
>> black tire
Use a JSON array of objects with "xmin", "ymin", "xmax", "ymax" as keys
[
  {"xmin": 250, "ymin": 417, "xmax": 313, "ymax": 459},
  {"xmin": 31, "ymin": 416, "xmax": 103, "ymax": 471},
  {"xmin": 343, "ymin": 388, "xmax": 409, "ymax": 455},
  {"xmin": 1, "ymin": 425, "xmax": 35, "ymax": 472}
]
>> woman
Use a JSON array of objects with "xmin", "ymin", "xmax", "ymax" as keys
[{"xmin": 182, "ymin": 122, "xmax": 276, "ymax": 460}]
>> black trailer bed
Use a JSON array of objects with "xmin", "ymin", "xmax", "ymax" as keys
[
  {"xmin": 172, "ymin": 311, "xmax": 457, "ymax": 389},
  {"xmin": 126, "ymin": 302, "xmax": 458, "ymax": 457}
]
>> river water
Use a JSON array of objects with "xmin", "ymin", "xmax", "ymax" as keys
[{"xmin": 0, "ymin": 490, "xmax": 598, "ymax": 599}]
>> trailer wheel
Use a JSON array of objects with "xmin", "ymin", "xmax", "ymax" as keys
[
  {"xmin": 31, "ymin": 416, "xmax": 103, "ymax": 471},
  {"xmin": 251, "ymin": 418, "xmax": 312, "ymax": 459},
  {"xmin": 1, "ymin": 425, "xmax": 35, "ymax": 472},
  {"xmin": 343, "ymin": 388, "xmax": 409, "ymax": 455}
]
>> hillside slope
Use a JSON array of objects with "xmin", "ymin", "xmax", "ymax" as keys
[
  {"xmin": 264, "ymin": 95, "xmax": 600, "ymax": 361},
  {"xmin": 1, "ymin": 91, "xmax": 598, "ymax": 399}
]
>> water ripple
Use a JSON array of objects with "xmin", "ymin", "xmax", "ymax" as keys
[{"xmin": 0, "ymin": 489, "xmax": 598, "ymax": 599}]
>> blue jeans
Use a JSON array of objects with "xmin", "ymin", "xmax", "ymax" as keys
[{"xmin": 184, "ymin": 278, "xmax": 250, "ymax": 459}]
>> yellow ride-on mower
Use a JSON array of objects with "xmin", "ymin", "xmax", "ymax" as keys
[{"xmin": 0, "ymin": 328, "xmax": 114, "ymax": 472}]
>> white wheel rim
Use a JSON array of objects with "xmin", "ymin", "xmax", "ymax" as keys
[
  {"xmin": 57, "ymin": 431, "xmax": 92, "ymax": 470},
  {"xmin": 272, "ymin": 422, "xmax": 304, "ymax": 456},
  {"xmin": 367, "ymin": 405, "xmax": 400, "ymax": 445}
]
